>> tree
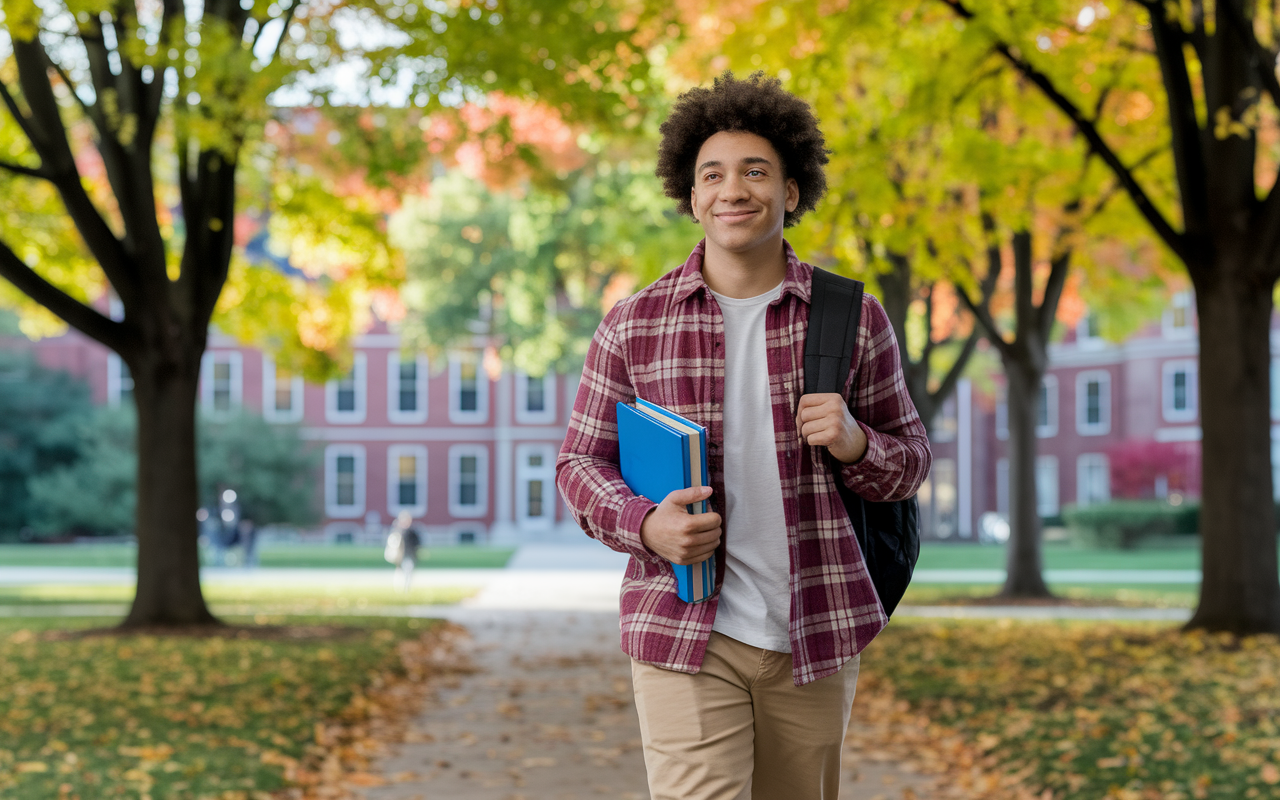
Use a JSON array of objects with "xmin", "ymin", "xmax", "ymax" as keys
[
  {"xmin": 938, "ymin": 0, "xmax": 1280, "ymax": 632},
  {"xmin": 0, "ymin": 0, "xmax": 671, "ymax": 625}
]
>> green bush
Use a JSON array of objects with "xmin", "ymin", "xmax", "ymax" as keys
[{"xmin": 1062, "ymin": 500, "xmax": 1199, "ymax": 549}]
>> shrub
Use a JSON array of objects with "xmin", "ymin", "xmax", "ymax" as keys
[{"xmin": 1062, "ymin": 500, "xmax": 1199, "ymax": 549}]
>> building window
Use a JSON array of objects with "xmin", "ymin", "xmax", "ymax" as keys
[
  {"xmin": 1036, "ymin": 455, "xmax": 1059, "ymax": 517},
  {"xmin": 1076, "ymin": 370, "xmax": 1111, "ymax": 436},
  {"xmin": 932, "ymin": 458, "xmax": 958, "ymax": 538},
  {"xmin": 387, "ymin": 353, "xmax": 429, "ymax": 424},
  {"xmin": 449, "ymin": 353, "xmax": 488, "ymax": 424},
  {"xmin": 1077, "ymin": 454, "xmax": 1110, "ymax": 507},
  {"xmin": 933, "ymin": 395, "xmax": 958, "ymax": 443},
  {"xmin": 515, "ymin": 443, "xmax": 556, "ymax": 528},
  {"xmin": 1077, "ymin": 312, "xmax": 1104, "ymax": 349},
  {"xmin": 448, "ymin": 444, "xmax": 488, "ymax": 518},
  {"xmin": 995, "ymin": 386, "xmax": 1008, "ymax": 440},
  {"xmin": 387, "ymin": 445, "xmax": 427, "ymax": 517},
  {"xmin": 200, "ymin": 351, "xmax": 243, "ymax": 417},
  {"xmin": 1163, "ymin": 290, "xmax": 1194, "ymax": 339},
  {"xmin": 996, "ymin": 458, "xmax": 1009, "ymax": 517},
  {"xmin": 1162, "ymin": 360, "xmax": 1198, "ymax": 422},
  {"xmin": 1037, "ymin": 376, "xmax": 1058, "ymax": 438},
  {"xmin": 107, "ymin": 353, "xmax": 134, "ymax": 409},
  {"xmin": 515, "ymin": 371, "xmax": 557, "ymax": 424},
  {"xmin": 325, "ymin": 353, "xmax": 367, "ymax": 424},
  {"xmin": 325, "ymin": 445, "xmax": 366, "ymax": 518},
  {"xmin": 262, "ymin": 356, "xmax": 304, "ymax": 423}
]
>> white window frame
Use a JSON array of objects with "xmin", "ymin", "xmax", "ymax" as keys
[
  {"xmin": 1036, "ymin": 375, "xmax": 1058, "ymax": 439},
  {"xmin": 1273, "ymin": 358, "xmax": 1280, "ymax": 421},
  {"xmin": 449, "ymin": 352, "xmax": 488, "ymax": 424},
  {"xmin": 325, "ymin": 352, "xmax": 367, "ymax": 424},
  {"xmin": 387, "ymin": 353, "xmax": 429, "ymax": 424},
  {"xmin": 106, "ymin": 352, "xmax": 133, "ymax": 408},
  {"xmin": 262, "ymin": 355, "xmax": 304, "ymax": 423},
  {"xmin": 933, "ymin": 395, "xmax": 959, "ymax": 443},
  {"xmin": 448, "ymin": 444, "xmax": 489, "ymax": 518},
  {"xmin": 1162, "ymin": 359, "xmax": 1198, "ymax": 423},
  {"xmin": 1077, "ymin": 453, "xmax": 1111, "ymax": 507},
  {"xmin": 325, "ymin": 444, "xmax": 366, "ymax": 518},
  {"xmin": 995, "ymin": 386, "xmax": 1008, "ymax": 440},
  {"xmin": 996, "ymin": 458, "xmax": 1009, "ymax": 517},
  {"xmin": 515, "ymin": 371, "xmax": 557, "ymax": 425},
  {"xmin": 515, "ymin": 443, "xmax": 557, "ymax": 529},
  {"xmin": 200, "ymin": 351, "xmax": 243, "ymax": 418},
  {"xmin": 1036, "ymin": 455, "xmax": 1059, "ymax": 517},
  {"xmin": 1076, "ymin": 312, "xmax": 1104, "ymax": 349},
  {"xmin": 387, "ymin": 444, "xmax": 428, "ymax": 517},
  {"xmin": 1076, "ymin": 370, "xmax": 1111, "ymax": 436},
  {"xmin": 1162, "ymin": 290, "xmax": 1195, "ymax": 340}
]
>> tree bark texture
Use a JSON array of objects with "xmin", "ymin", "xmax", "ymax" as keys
[
  {"xmin": 1186, "ymin": 270, "xmax": 1280, "ymax": 633},
  {"xmin": 123, "ymin": 346, "xmax": 217, "ymax": 627},
  {"xmin": 1000, "ymin": 356, "xmax": 1051, "ymax": 597}
]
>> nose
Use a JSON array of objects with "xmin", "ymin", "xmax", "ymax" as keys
[{"xmin": 721, "ymin": 172, "xmax": 750, "ymax": 201}]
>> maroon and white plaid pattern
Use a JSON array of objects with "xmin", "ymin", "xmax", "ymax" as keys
[{"xmin": 556, "ymin": 241, "xmax": 932, "ymax": 685}]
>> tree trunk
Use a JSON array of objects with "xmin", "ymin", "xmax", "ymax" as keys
[
  {"xmin": 122, "ymin": 345, "xmax": 218, "ymax": 627},
  {"xmin": 1001, "ymin": 356, "xmax": 1052, "ymax": 597},
  {"xmin": 1186, "ymin": 268, "xmax": 1280, "ymax": 633}
]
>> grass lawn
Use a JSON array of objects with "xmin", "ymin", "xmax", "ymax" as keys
[
  {"xmin": 900, "ymin": 582, "xmax": 1198, "ymax": 608},
  {"xmin": 0, "ymin": 614, "xmax": 449, "ymax": 799},
  {"xmin": 863, "ymin": 620, "xmax": 1280, "ymax": 800},
  {"xmin": 0, "ymin": 543, "xmax": 516, "ymax": 569},
  {"xmin": 0, "ymin": 583, "xmax": 477, "ymax": 611},
  {"xmin": 916, "ymin": 540, "xmax": 1207, "ymax": 571}
]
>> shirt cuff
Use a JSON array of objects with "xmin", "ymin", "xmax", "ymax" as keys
[
  {"xmin": 617, "ymin": 494, "xmax": 664, "ymax": 563},
  {"xmin": 839, "ymin": 420, "xmax": 890, "ymax": 492}
]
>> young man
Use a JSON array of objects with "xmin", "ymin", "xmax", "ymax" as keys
[{"xmin": 556, "ymin": 73, "xmax": 931, "ymax": 799}]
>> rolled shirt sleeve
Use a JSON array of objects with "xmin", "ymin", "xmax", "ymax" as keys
[
  {"xmin": 556, "ymin": 301, "xmax": 664, "ymax": 564},
  {"xmin": 839, "ymin": 294, "xmax": 933, "ymax": 502}
]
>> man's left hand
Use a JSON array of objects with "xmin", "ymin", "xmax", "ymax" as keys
[{"xmin": 796, "ymin": 393, "xmax": 867, "ymax": 464}]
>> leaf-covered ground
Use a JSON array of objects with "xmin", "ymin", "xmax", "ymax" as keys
[
  {"xmin": 0, "ymin": 616, "xmax": 457, "ymax": 800},
  {"xmin": 862, "ymin": 620, "xmax": 1280, "ymax": 800}
]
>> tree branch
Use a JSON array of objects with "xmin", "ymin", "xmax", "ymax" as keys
[
  {"xmin": 0, "ymin": 158, "xmax": 51, "ymax": 179},
  {"xmin": 1037, "ymin": 250, "xmax": 1073, "ymax": 341},
  {"xmin": 1218, "ymin": 0, "xmax": 1280, "ymax": 108},
  {"xmin": 0, "ymin": 239, "xmax": 130, "ymax": 354},
  {"xmin": 937, "ymin": 0, "xmax": 1189, "ymax": 262},
  {"xmin": 930, "ymin": 328, "xmax": 981, "ymax": 409}
]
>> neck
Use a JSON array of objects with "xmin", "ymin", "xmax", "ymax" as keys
[{"xmin": 701, "ymin": 237, "xmax": 788, "ymax": 299}]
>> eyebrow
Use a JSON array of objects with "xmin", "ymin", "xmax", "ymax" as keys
[{"xmin": 697, "ymin": 156, "xmax": 774, "ymax": 173}]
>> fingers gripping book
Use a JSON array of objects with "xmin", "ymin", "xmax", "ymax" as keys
[{"xmin": 616, "ymin": 398, "xmax": 716, "ymax": 603}]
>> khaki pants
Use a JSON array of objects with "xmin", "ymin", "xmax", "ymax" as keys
[{"xmin": 630, "ymin": 631, "xmax": 860, "ymax": 800}]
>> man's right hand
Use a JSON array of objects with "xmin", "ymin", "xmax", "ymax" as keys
[{"xmin": 639, "ymin": 486, "xmax": 722, "ymax": 565}]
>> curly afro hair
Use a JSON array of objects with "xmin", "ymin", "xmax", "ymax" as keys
[{"xmin": 656, "ymin": 72, "xmax": 829, "ymax": 228}]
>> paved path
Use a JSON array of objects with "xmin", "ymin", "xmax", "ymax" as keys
[{"xmin": 361, "ymin": 609, "xmax": 942, "ymax": 800}]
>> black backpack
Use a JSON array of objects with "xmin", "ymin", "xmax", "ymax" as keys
[{"xmin": 803, "ymin": 268, "xmax": 921, "ymax": 616}]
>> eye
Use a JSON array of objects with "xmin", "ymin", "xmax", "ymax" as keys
[
  {"xmin": 747, "ymin": 169, "xmax": 764, "ymax": 176},
  {"xmin": 702, "ymin": 171, "xmax": 720, "ymax": 181}
]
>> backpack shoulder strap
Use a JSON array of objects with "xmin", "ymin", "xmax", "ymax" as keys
[{"xmin": 804, "ymin": 268, "xmax": 865, "ymax": 395}]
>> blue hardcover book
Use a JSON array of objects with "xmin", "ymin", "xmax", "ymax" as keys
[{"xmin": 616, "ymin": 399, "xmax": 716, "ymax": 603}]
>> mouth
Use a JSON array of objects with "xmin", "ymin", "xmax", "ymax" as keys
[{"xmin": 715, "ymin": 210, "xmax": 760, "ymax": 222}]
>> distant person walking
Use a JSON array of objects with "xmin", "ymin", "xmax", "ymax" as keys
[
  {"xmin": 239, "ymin": 518, "xmax": 259, "ymax": 568},
  {"xmin": 385, "ymin": 511, "xmax": 422, "ymax": 592}
]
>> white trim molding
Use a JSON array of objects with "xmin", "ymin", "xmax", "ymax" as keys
[
  {"xmin": 1075, "ymin": 369, "xmax": 1111, "ymax": 436},
  {"xmin": 515, "ymin": 371, "xmax": 557, "ymax": 425},
  {"xmin": 326, "ymin": 352, "xmax": 367, "ymax": 424},
  {"xmin": 262, "ymin": 355, "xmax": 304, "ymax": 423},
  {"xmin": 514, "ymin": 443, "xmax": 556, "ymax": 529},
  {"xmin": 200, "ymin": 350, "xmax": 243, "ymax": 418},
  {"xmin": 448, "ymin": 444, "xmax": 489, "ymax": 518},
  {"xmin": 387, "ymin": 353, "xmax": 429, "ymax": 424},
  {"xmin": 1161, "ymin": 359, "xmax": 1198, "ymax": 423},
  {"xmin": 106, "ymin": 352, "xmax": 133, "ymax": 408},
  {"xmin": 387, "ymin": 444, "xmax": 428, "ymax": 517},
  {"xmin": 1162, "ymin": 290, "xmax": 1195, "ymax": 340},
  {"xmin": 449, "ymin": 352, "xmax": 488, "ymax": 424},
  {"xmin": 1036, "ymin": 455, "xmax": 1059, "ymax": 517},
  {"xmin": 325, "ymin": 444, "xmax": 366, "ymax": 518},
  {"xmin": 1076, "ymin": 453, "xmax": 1110, "ymax": 507},
  {"xmin": 1036, "ymin": 375, "xmax": 1058, "ymax": 439}
]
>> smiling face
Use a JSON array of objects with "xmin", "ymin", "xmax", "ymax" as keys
[{"xmin": 691, "ymin": 130, "xmax": 799, "ymax": 263}]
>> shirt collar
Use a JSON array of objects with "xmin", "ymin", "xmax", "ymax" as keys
[{"xmin": 672, "ymin": 239, "xmax": 814, "ymax": 305}]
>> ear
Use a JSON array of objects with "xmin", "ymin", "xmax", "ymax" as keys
[
  {"xmin": 785, "ymin": 178, "xmax": 800, "ymax": 213},
  {"xmin": 691, "ymin": 185, "xmax": 700, "ymax": 223}
]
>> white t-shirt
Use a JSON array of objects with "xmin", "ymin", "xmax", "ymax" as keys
[{"xmin": 708, "ymin": 284, "xmax": 792, "ymax": 652}]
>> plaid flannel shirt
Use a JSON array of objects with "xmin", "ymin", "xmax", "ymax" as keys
[{"xmin": 556, "ymin": 240, "xmax": 931, "ymax": 685}]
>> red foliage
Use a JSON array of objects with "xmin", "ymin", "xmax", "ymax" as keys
[{"xmin": 1106, "ymin": 439, "xmax": 1200, "ymax": 499}]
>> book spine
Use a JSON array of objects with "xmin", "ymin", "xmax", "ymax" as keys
[{"xmin": 673, "ymin": 553, "xmax": 716, "ymax": 603}]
